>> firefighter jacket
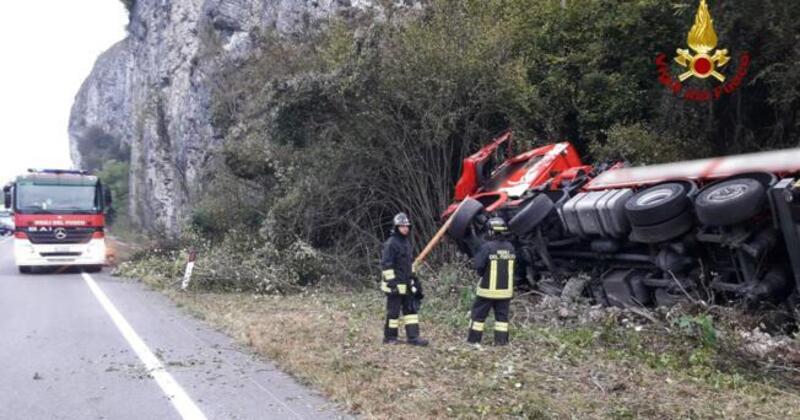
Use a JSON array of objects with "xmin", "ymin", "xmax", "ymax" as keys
[
  {"xmin": 380, "ymin": 231, "xmax": 413, "ymax": 295},
  {"xmin": 472, "ymin": 239, "xmax": 516, "ymax": 299}
]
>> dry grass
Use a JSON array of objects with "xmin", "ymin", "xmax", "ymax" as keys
[{"xmin": 166, "ymin": 285, "xmax": 800, "ymax": 419}]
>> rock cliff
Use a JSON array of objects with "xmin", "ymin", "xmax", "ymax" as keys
[{"xmin": 70, "ymin": 0, "xmax": 399, "ymax": 234}]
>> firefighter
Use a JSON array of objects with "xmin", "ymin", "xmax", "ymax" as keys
[
  {"xmin": 380, "ymin": 212, "xmax": 429, "ymax": 346},
  {"xmin": 468, "ymin": 217, "xmax": 516, "ymax": 346}
]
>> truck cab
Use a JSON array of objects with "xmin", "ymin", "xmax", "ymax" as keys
[{"xmin": 3, "ymin": 169, "xmax": 112, "ymax": 273}]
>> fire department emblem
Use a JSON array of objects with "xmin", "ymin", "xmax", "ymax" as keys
[
  {"xmin": 674, "ymin": 0, "xmax": 729, "ymax": 82},
  {"xmin": 655, "ymin": 0, "xmax": 749, "ymax": 102}
]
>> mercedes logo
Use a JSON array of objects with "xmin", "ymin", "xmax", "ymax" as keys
[{"xmin": 54, "ymin": 228, "xmax": 68, "ymax": 240}]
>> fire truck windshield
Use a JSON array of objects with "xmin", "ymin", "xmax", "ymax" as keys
[{"xmin": 16, "ymin": 184, "xmax": 99, "ymax": 214}]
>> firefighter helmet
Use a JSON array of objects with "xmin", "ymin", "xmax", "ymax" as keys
[
  {"xmin": 393, "ymin": 212, "xmax": 411, "ymax": 227},
  {"xmin": 486, "ymin": 217, "xmax": 508, "ymax": 233}
]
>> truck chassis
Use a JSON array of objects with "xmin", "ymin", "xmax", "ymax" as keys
[{"xmin": 446, "ymin": 131, "xmax": 800, "ymax": 310}]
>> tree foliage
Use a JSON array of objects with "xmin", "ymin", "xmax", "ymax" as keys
[
  {"xmin": 96, "ymin": 159, "xmax": 129, "ymax": 226},
  {"xmin": 74, "ymin": 127, "xmax": 130, "ymax": 172}
]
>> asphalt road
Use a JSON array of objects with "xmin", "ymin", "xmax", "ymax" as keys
[{"xmin": 0, "ymin": 237, "xmax": 346, "ymax": 420}]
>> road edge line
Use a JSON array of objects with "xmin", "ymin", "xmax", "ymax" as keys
[{"xmin": 81, "ymin": 272, "xmax": 207, "ymax": 420}]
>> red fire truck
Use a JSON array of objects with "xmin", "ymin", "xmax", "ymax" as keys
[{"xmin": 3, "ymin": 169, "xmax": 112, "ymax": 273}]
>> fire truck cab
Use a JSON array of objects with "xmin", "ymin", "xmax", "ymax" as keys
[{"xmin": 3, "ymin": 169, "xmax": 112, "ymax": 273}]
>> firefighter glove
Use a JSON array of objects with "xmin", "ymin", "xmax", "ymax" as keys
[{"xmin": 411, "ymin": 275, "xmax": 425, "ymax": 301}]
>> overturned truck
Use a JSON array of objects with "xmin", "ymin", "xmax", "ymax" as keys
[{"xmin": 444, "ymin": 131, "xmax": 800, "ymax": 309}]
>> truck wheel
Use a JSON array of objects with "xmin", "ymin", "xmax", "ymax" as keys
[
  {"xmin": 18, "ymin": 266, "xmax": 31, "ymax": 274},
  {"xmin": 695, "ymin": 178, "xmax": 765, "ymax": 227},
  {"xmin": 625, "ymin": 183, "xmax": 689, "ymax": 226},
  {"xmin": 84, "ymin": 265, "xmax": 103, "ymax": 273},
  {"xmin": 629, "ymin": 210, "xmax": 693, "ymax": 244},
  {"xmin": 509, "ymin": 194, "xmax": 554, "ymax": 235},
  {"xmin": 447, "ymin": 198, "xmax": 484, "ymax": 240}
]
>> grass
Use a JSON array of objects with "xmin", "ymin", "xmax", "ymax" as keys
[{"xmin": 157, "ymin": 276, "xmax": 800, "ymax": 419}]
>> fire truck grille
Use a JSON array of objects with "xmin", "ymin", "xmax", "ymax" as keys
[{"xmin": 26, "ymin": 227, "xmax": 95, "ymax": 244}]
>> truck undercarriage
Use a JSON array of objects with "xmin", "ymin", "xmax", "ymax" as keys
[{"xmin": 445, "ymin": 131, "xmax": 800, "ymax": 311}]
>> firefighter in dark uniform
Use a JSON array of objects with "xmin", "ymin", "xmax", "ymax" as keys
[
  {"xmin": 380, "ymin": 213, "xmax": 429, "ymax": 346},
  {"xmin": 468, "ymin": 217, "xmax": 516, "ymax": 345}
]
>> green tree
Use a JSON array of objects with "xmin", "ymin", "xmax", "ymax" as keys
[{"xmin": 97, "ymin": 159, "xmax": 129, "ymax": 226}]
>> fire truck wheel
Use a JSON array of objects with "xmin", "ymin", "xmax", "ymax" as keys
[
  {"xmin": 624, "ymin": 183, "xmax": 690, "ymax": 226},
  {"xmin": 447, "ymin": 198, "xmax": 484, "ymax": 240},
  {"xmin": 509, "ymin": 194, "xmax": 555, "ymax": 235},
  {"xmin": 629, "ymin": 209, "xmax": 693, "ymax": 244},
  {"xmin": 84, "ymin": 265, "xmax": 103, "ymax": 273},
  {"xmin": 695, "ymin": 178, "xmax": 765, "ymax": 227}
]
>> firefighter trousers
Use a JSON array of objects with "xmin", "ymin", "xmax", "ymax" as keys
[
  {"xmin": 468, "ymin": 297, "xmax": 510, "ymax": 345},
  {"xmin": 384, "ymin": 292, "xmax": 420, "ymax": 340}
]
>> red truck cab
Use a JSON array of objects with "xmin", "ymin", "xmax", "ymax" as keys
[
  {"xmin": 444, "ymin": 130, "xmax": 590, "ymax": 218},
  {"xmin": 3, "ymin": 169, "xmax": 112, "ymax": 273}
]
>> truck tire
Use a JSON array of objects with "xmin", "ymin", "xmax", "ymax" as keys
[
  {"xmin": 84, "ymin": 265, "xmax": 103, "ymax": 273},
  {"xmin": 18, "ymin": 266, "xmax": 31, "ymax": 274},
  {"xmin": 625, "ymin": 183, "xmax": 689, "ymax": 226},
  {"xmin": 695, "ymin": 178, "xmax": 765, "ymax": 227},
  {"xmin": 629, "ymin": 209, "xmax": 693, "ymax": 244},
  {"xmin": 447, "ymin": 198, "xmax": 484, "ymax": 240},
  {"xmin": 509, "ymin": 194, "xmax": 554, "ymax": 235}
]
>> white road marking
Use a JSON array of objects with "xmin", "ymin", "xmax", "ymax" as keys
[
  {"xmin": 0, "ymin": 236, "xmax": 12, "ymax": 245},
  {"xmin": 82, "ymin": 272, "xmax": 207, "ymax": 420}
]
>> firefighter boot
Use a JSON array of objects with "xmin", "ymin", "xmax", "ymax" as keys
[
  {"xmin": 384, "ymin": 317, "xmax": 400, "ymax": 344},
  {"xmin": 407, "ymin": 337, "xmax": 429, "ymax": 346},
  {"xmin": 494, "ymin": 322, "xmax": 509, "ymax": 346},
  {"xmin": 404, "ymin": 315, "xmax": 429, "ymax": 346},
  {"xmin": 467, "ymin": 321, "xmax": 484, "ymax": 344}
]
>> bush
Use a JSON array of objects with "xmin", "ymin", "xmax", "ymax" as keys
[
  {"xmin": 117, "ymin": 225, "xmax": 360, "ymax": 294},
  {"xmin": 674, "ymin": 314, "xmax": 719, "ymax": 348},
  {"xmin": 589, "ymin": 122, "xmax": 702, "ymax": 165},
  {"xmin": 97, "ymin": 159, "xmax": 130, "ymax": 226}
]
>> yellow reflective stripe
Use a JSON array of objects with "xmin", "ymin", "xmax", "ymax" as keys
[
  {"xmin": 476, "ymin": 287, "xmax": 513, "ymax": 299},
  {"xmin": 388, "ymin": 319, "xmax": 400, "ymax": 328},
  {"xmin": 489, "ymin": 260, "xmax": 498, "ymax": 291},
  {"xmin": 495, "ymin": 322, "xmax": 509, "ymax": 332},
  {"xmin": 380, "ymin": 281, "xmax": 392, "ymax": 293},
  {"xmin": 471, "ymin": 321, "xmax": 485, "ymax": 332},
  {"xmin": 397, "ymin": 284, "xmax": 407, "ymax": 295},
  {"xmin": 477, "ymin": 256, "xmax": 514, "ymax": 299},
  {"xmin": 382, "ymin": 270, "xmax": 396, "ymax": 280},
  {"xmin": 508, "ymin": 260, "xmax": 514, "ymax": 290},
  {"xmin": 403, "ymin": 314, "xmax": 419, "ymax": 325}
]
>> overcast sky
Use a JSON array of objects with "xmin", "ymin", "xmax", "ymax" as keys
[{"xmin": 0, "ymin": 1, "xmax": 128, "ymax": 189}]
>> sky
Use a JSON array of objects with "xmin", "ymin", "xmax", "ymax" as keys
[{"xmin": 0, "ymin": 1, "xmax": 128, "ymax": 189}]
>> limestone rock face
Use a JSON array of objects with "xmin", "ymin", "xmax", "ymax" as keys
[{"xmin": 70, "ymin": 0, "xmax": 397, "ymax": 234}]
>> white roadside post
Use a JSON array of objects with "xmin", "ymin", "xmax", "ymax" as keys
[{"xmin": 181, "ymin": 249, "xmax": 197, "ymax": 290}]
